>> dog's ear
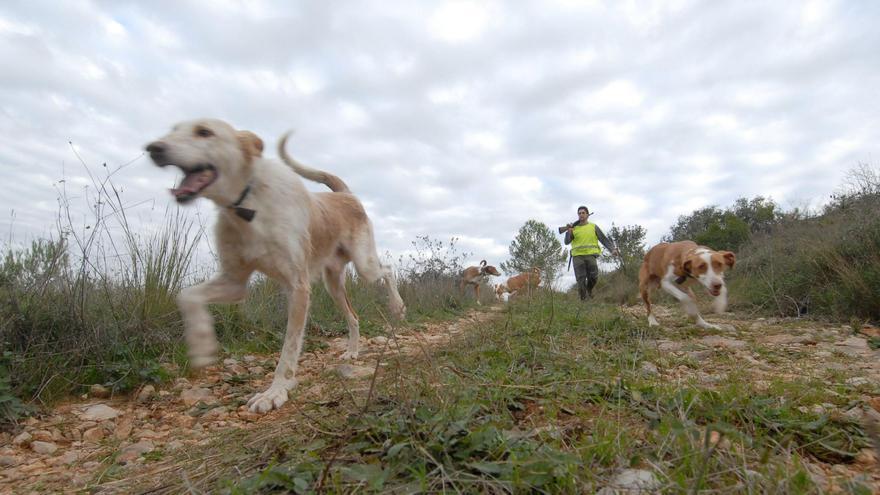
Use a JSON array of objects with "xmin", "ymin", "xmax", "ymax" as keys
[
  {"xmin": 480, "ymin": 260, "xmax": 487, "ymax": 267},
  {"xmin": 237, "ymin": 130, "xmax": 264, "ymax": 162},
  {"xmin": 682, "ymin": 259, "xmax": 692, "ymax": 275},
  {"xmin": 722, "ymin": 251, "xmax": 736, "ymax": 269}
]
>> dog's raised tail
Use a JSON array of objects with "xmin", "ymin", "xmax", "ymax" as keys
[{"xmin": 278, "ymin": 132, "xmax": 350, "ymax": 193}]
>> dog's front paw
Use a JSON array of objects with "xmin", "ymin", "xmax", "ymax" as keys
[
  {"xmin": 340, "ymin": 350, "xmax": 359, "ymax": 360},
  {"xmin": 647, "ymin": 315, "xmax": 660, "ymax": 327},
  {"xmin": 247, "ymin": 385, "xmax": 292, "ymax": 413}
]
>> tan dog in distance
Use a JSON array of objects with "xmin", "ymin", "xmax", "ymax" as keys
[
  {"xmin": 460, "ymin": 260, "xmax": 501, "ymax": 304},
  {"xmin": 639, "ymin": 241, "xmax": 735, "ymax": 329},
  {"xmin": 496, "ymin": 267, "xmax": 541, "ymax": 300},
  {"xmin": 145, "ymin": 118, "xmax": 406, "ymax": 413}
]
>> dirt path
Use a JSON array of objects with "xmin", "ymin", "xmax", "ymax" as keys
[{"xmin": 0, "ymin": 308, "xmax": 502, "ymax": 494}]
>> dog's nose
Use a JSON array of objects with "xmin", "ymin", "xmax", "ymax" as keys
[
  {"xmin": 712, "ymin": 283, "xmax": 723, "ymax": 292},
  {"xmin": 145, "ymin": 142, "xmax": 169, "ymax": 165},
  {"xmin": 146, "ymin": 141, "xmax": 165, "ymax": 155}
]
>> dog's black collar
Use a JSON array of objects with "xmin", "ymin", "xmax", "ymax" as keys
[{"xmin": 228, "ymin": 182, "xmax": 256, "ymax": 222}]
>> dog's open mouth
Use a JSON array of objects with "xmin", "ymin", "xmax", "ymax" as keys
[
  {"xmin": 169, "ymin": 164, "xmax": 217, "ymax": 203},
  {"xmin": 708, "ymin": 287, "xmax": 722, "ymax": 297}
]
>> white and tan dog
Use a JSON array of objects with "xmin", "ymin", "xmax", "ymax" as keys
[
  {"xmin": 495, "ymin": 267, "xmax": 541, "ymax": 300},
  {"xmin": 146, "ymin": 118, "xmax": 405, "ymax": 413},
  {"xmin": 639, "ymin": 241, "xmax": 735, "ymax": 329},
  {"xmin": 460, "ymin": 260, "xmax": 501, "ymax": 304}
]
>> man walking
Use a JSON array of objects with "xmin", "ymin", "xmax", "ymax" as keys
[{"xmin": 564, "ymin": 206, "xmax": 619, "ymax": 301}]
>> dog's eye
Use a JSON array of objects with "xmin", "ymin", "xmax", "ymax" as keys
[{"xmin": 195, "ymin": 127, "xmax": 214, "ymax": 138}]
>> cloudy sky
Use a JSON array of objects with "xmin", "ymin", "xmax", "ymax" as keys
[{"xmin": 1, "ymin": 0, "xmax": 877, "ymax": 286}]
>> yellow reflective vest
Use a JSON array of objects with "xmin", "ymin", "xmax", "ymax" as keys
[{"xmin": 571, "ymin": 223, "xmax": 601, "ymax": 256}]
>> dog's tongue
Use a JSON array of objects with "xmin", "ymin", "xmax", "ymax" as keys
[{"xmin": 170, "ymin": 170, "xmax": 213, "ymax": 197}]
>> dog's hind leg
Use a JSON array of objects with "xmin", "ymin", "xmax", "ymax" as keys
[
  {"xmin": 351, "ymin": 233, "xmax": 406, "ymax": 320},
  {"xmin": 178, "ymin": 270, "xmax": 250, "ymax": 368},
  {"xmin": 640, "ymin": 282, "xmax": 659, "ymax": 327},
  {"xmin": 323, "ymin": 263, "xmax": 360, "ymax": 360},
  {"xmin": 248, "ymin": 273, "xmax": 310, "ymax": 413}
]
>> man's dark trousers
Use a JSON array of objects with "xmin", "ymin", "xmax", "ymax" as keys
[{"xmin": 573, "ymin": 255, "xmax": 599, "ymax": 300}]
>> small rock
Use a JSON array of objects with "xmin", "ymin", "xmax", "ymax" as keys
[
  {"xmin": 334, "ymin": 364, "xmax": 375, "ymax": 379},
  {"xmin": 228, "ymin": 364, "xmax": 248, "ymax": 375},
  {"xmin": 248, "ymin": 366, "xmax": 265, "ymax": 375},
  {"xmin": 167, "ymin": 440, "xmax": 185, "ymax": 451},
  {"xmin": 31, "ymin": 441, "xmax": 58, "ymax": 455},
  {"xmin": 137, "ymin": 385, "xmax": 156, "ymax": 403},
  {"xmin": 49, "ymin": 451, "xmax": 79, "ymax": 466},
  {"xmin": 202, "ymin": 407, "xmax": 228, "ymax": 420},
  {"xmin": 700, "ymin": 336, "xmax": 747, "ymax": 350},
  {"xmin": 846, "ymin": 377, "xmax": 870, "ymax": 387},
  {"xmin": 50, "ymin": 428, "xmax": 65, "ymax": 442},
  {"xmin": 77, "ymin": 404, "xmax": 120, "ymax": 421},
  {"xmin": 176, "ymin": 415, "xmax": 196, "ymax": 429},
  {"xmin": 72, "ymin": 473, "xmax": 91, "ymax": 487},
  {"xmin": 834, "ymin": 336, "xmax": 871, "ymax": 357},
  {"xmin": 237, "ymin": 411, "xmax": 261, "ymax": 422},
  {"xmin": 640, "ymin": 362, "xmax": 659, "ymax": 376},
  {"xmin": 687, "ymin": 350, "xmax": 713, "ymax": 362},
  {"xmin": 242, "ymin": 355, "xmax": 258, "ymax": 363},
  {"xmin": 0, "ymin": 456, "xmax": 19, "ymax": 467},
  {"xmin": 117, "ymin": 440, "xmax": 154, "ymax": 464},
  {"xmin": 82, "ymin": 427, "xmax": 106, "ymax": 444},
  {"xmin": 762, "ymin": 334, "xmax": 817, "ymax": 345},
  {"xmin": 89, "ymin": 384, "xmax": 111, "ymax": 398},
  {"xmin": 597, "ymin": 469, "xmax": 661, "ymax": 494},
  {"xmin": 19, "ymin": 460, "xmax": 47, "ymax": 473},
  {"xmin": 370, "ymin": 336, "xmax": 389, "ymax": 345},
  {"xmin": 136, "ymin": 429, "xmax": 163, "ymax": 439},
  {"xmin": 180, "ymin": 387, "xmax": 217, "ymax": 406},
  {"xmin": 115, "ymin": 417, "xmax": 133, "ymax": 440},
  {"xmin": 12, "ymin": 431, "xmax": 32, "ymax": 446},
  {"xmin": 223, "ymin": 358, "xmax": 239, "ymax": 366},
  {"xmin": 657, "ymin": 341, "xmax": 681, "ymax": 352},
  {"xmin": 31, "ymin": 430, "xmax": 53, "ymax": 442}
]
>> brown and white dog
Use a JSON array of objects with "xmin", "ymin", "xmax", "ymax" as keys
[
  {"xmin": 495, "ymin": 267, "xmax": 541, "ymax": 300},
  {"xmin": 145, "ymin": 118, "xmax": 405, "ymax": 413},
  {"xmin": 639, "ymin": 241, "xmax": 735, "ymax": 329},
  {"xmin": 460, "ymin": 260, "xmax": 501, "ymax": 305}
]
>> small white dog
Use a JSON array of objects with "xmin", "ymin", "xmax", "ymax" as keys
[{"xmin": 146, "ymin": 118, "xmax": 405, "ymax": 413}]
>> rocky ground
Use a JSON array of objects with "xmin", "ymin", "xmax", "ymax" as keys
[
  {"xmin": 620, "ymin": 305, "xmax": 880, "ymax": 492},
  {"xmin": 0, "ymin": 309, "xmax": 499, "ymax": 494},
  {"xmin": 3, "ymin": 304, "xmax": 880, "ymax": 493}
]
